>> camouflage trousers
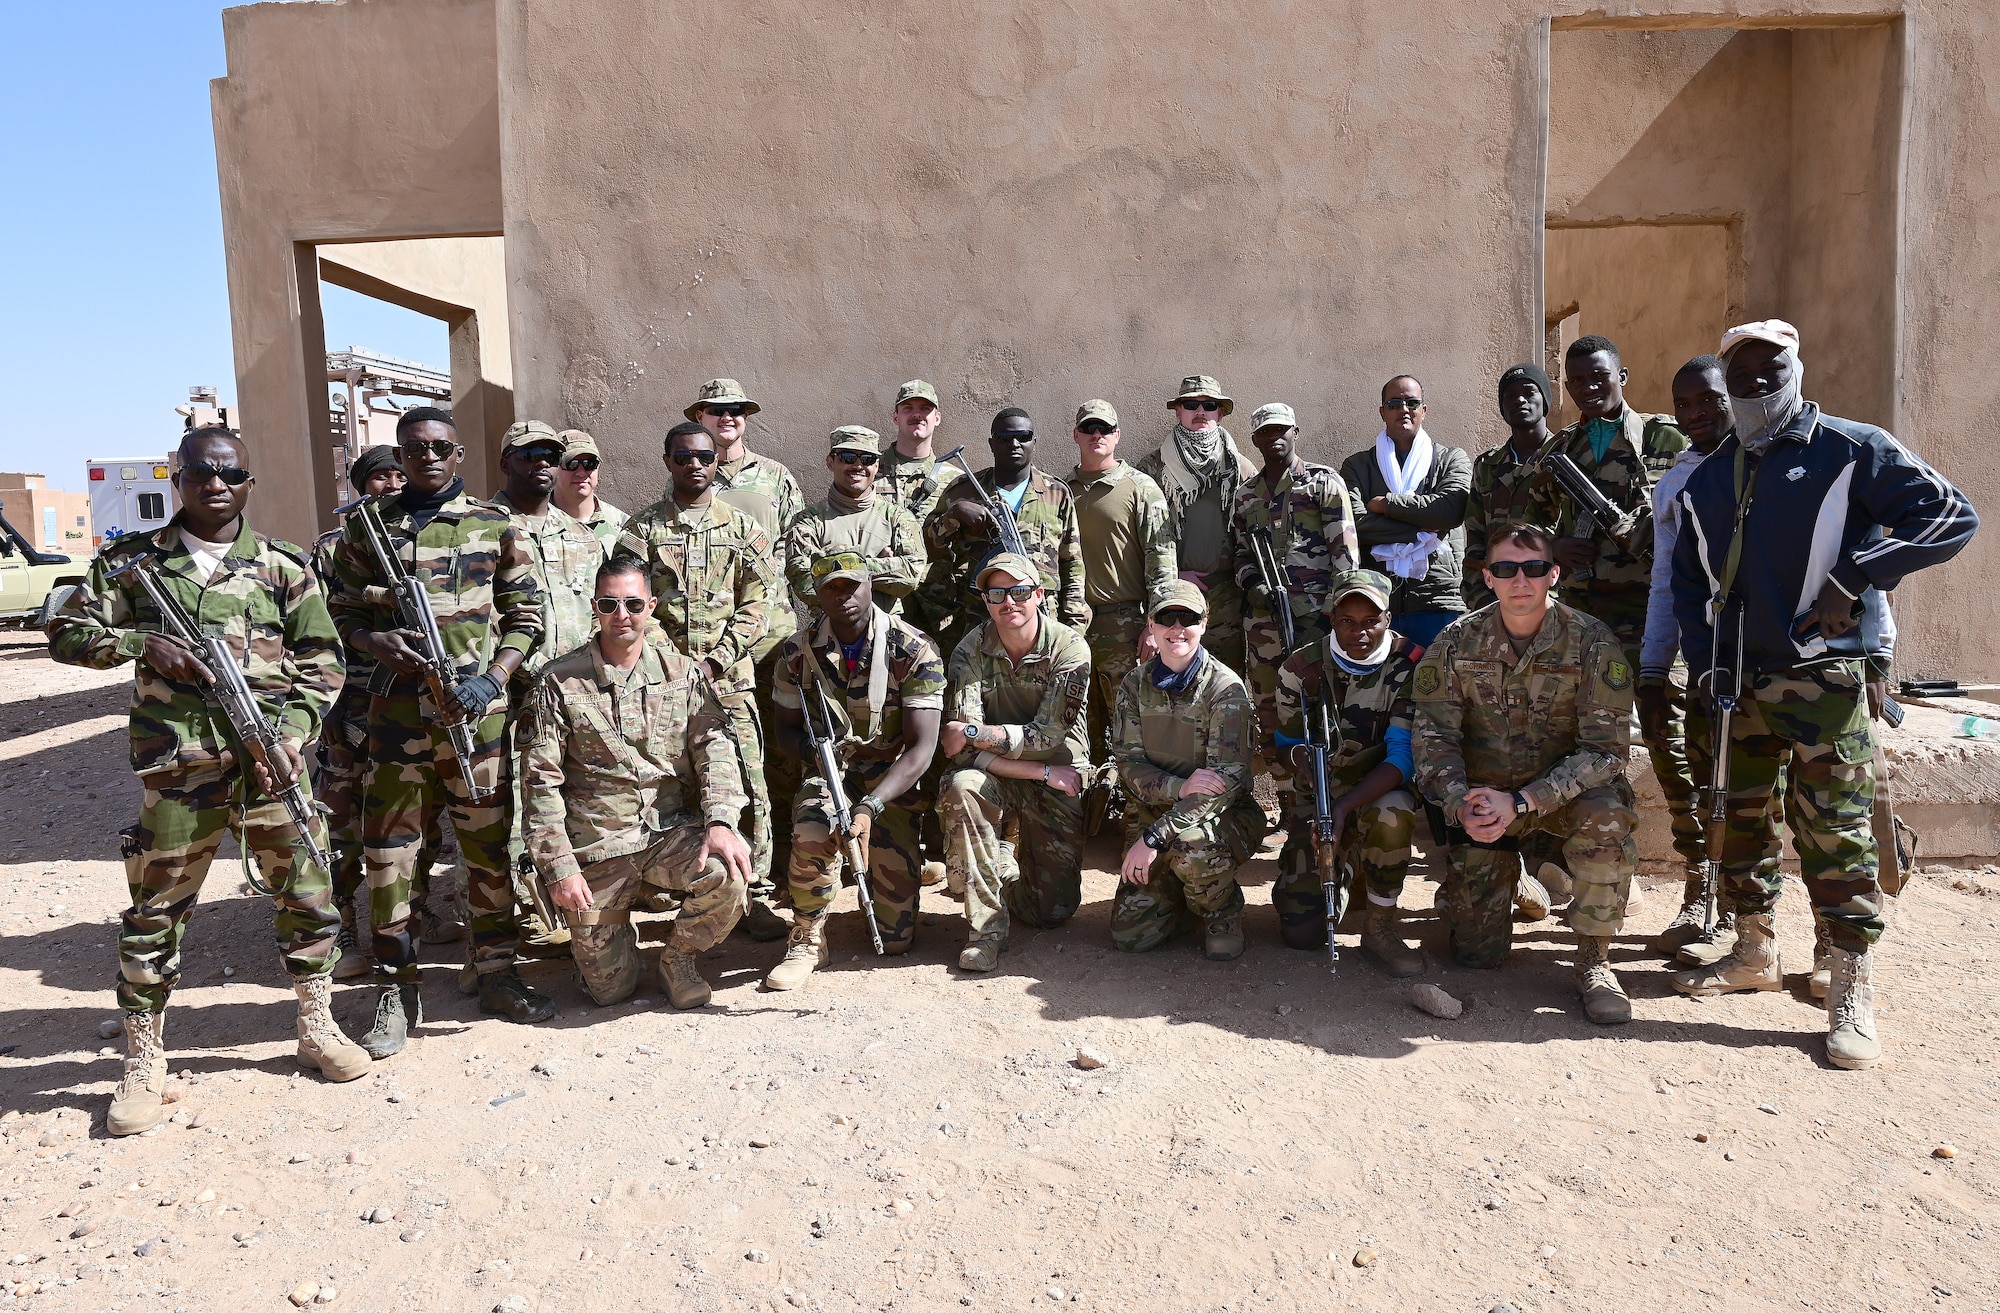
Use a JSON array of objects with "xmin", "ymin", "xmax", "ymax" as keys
[
  {"xmin": 1085, "ymin": 604, "xmax": 1148, "ymax": 783},
  {"xmin": 560, "ymin": 825, "xmax": 746, "ymax": 1005},
  {"xmin": 940, "ymin": 768, "xmax": 1084, "ymax": 943},
  {"xmin": 363, "ymin": 691, "xmax": 517, "ymax": 983},
  {"xmin": 1709, "ymin": 659, "xmax": 1883, "ymax": 951},
  {"xmin": 1625, "ymin": 643, "xmax": 1703, "ymax": 867},
  {"xmin": 755, "ymin": 649, "xmax": 798, "ymax": 897},
  {"xmin": 1110, "ymin": 797, "xmax": 1266, "ymax": 952},
  {"xmin": 720, "ymin": 690, "xmax": 777, "ymax": 907},
  {"xmin": 115, "ymin": 766, "xmax": 339, "ymax": 1013},
  {"xmin": 789, "ymin": 767, "xmax": 924, "ymax": 949},
  {"xmin": 1245, "ymin": 606, "xmax": 1331, "ymax": 792},
  {"xmin": 1274, "ymin": 788, "xmax": 1418, "ymax": 949},
  {"xmin": 316, "ymin": 685, "xmax": 371, "ymax": 908},
  {"xmin": 1440, "ymin": 781, "xmax": 1637, "ymax": 968}
]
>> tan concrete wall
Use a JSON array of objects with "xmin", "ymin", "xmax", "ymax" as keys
[{"xmin": 1545, "ymin": 223, "xmax": 1734, "ymax": 415}]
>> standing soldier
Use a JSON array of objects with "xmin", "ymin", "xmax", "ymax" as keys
[
  {"xmin": 1108, "ymin": 582, "xmax": 1265, "ymax": 960},
  {"xmin": 1138, "ymin": 375, "xmax": 1254, "ymax": 673},
  {"xmin": 783, "ymin": 426, "xmax": 929, "ymax": 620},
  {"xmin": 51, "ymin": 425, "xmax": 370, "ymax": 1136},
  {"xmin": 1669, "ymin": 320, "xmax": 1978, "ymax": 1070},
  {"xmin": 1232, "ymin": 402, "xmax": 1359, "ymax": 790},
  {"xmin": 764, "ymin": 553, "xmax": 945, "ymax": 988},
  {"xmin": 1338, "ymin": 375, "xmax": 1472, "ymax": 648},
  {"xmin": 552, "ymin": 429, "xmax": 629, "ymax": 553},
  {"xmin": 1463, "ymin": 364, "xmax": 1557, "ymax": 610},
  {"xmin": 329, "ymin": 407, "xmax": 553, "ymax": 1056},
  {"xmin": 938, "ymin": 554, "xmax": 1092, "ymax": 972},
  {"xmin": 312, "ymin": 445, "xmax": 405, "ymax": 981},
  {"xmin": 878, "ymin": 380, "xmax": 952, "ymax": 638},
  {"xmin": 615, "ymin": 422, "xmax": 785, "ymax": 936},
  {"xmin": 521, "ymin": 560, "xmax": 753, "ymax": 1010},
  {"xmin": 1271, "ymin": 570, "xmax": 1425, "ymax": 975},
  {"xmin": 1067, "ymin": 398, "xmax": 1177, "ymax": 835},
  {"xmin": 923, "ymin": 408, "xmax": 1090, "ymax": 650},
  {"xmin": 1412, "ymin": 524, "xmax": 1640, "ymax": 1024}
]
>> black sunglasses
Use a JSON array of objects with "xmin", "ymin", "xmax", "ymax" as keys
[
  {"xmin": 1154, "ymin": 608, "xmax": 1203, "ymax": 629},
  {"xmin": 1383, "ymin": 397, "xmax": 1425, "ymax": 411},
  {"xmin": 1077, "ymin": 421, "xmax": 1116, "ymax": 437},
  {"xmin": 982, "ymin": 584, "xmax": 1038, "ymax": 605},
  {"xmin": 593, "ymin": 596, "xmax": 650, "ymax": 615},
  {"xmin": 1178, "ymin": 399, "xmax": 1221, "ymax": 413},
  {"xmin": 1487, "ymin": 559, "xmax": 1555, "ymax": 579},
  {"xmin": 834, "ymin": 450, "xmax": 879, "ymax": 466},
  {"xmin": 512, "ymin": 445, "xmax": 563, "ymax": 466},
  {"xmin": 561, "ymin": 455, "xmax": 600, "ymax": 471},
  {"xmin": 400, "ymin": 438, "xmax": 458, "ymax": 460},
  {"xmin": 181, "ymin": 463, "xmax": 251, "ymax": 486},
  {"xmin": 671, "ymin": 449, "xmax": 719, "ymax": 466},
  {"xmin": 704, "ymin": 404, "xmax": 748, "ymax": 418}
]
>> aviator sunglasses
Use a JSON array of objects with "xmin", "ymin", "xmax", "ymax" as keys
[
  {"xmin": 593, "ymin": 596, "xmax": 650, "ymax": 615},
  {"xmin": 982, "ymin": 583, "xmax": 1038, "ymax": 605}
]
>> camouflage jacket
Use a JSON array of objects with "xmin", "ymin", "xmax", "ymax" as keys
[
  {"xmin": 574, "ymin": 499, "xmax": 630, "ymax": 555},
  {"xmin": 944, "ymin": 616, "xmax": 1092, "ymax": 769},
  {"xmin": 714, "ymin": 449, "xmax": 803, "ymax": 658},
  {"xmin": 314, "ymin": 526, "xmax": 376, "ymax": 690},
  {"xmin": 782, "ymin": 494, "xmax": 929, "ymax": 615},
  {"xmin": 876, "ymin": 448, "xmax": 947, "ymax": 526},
  {"xmin": 1069, "ymin": 461, "xmax": 1177, "ymax": 611},
  {"xmin": 49, "ymin": 516, "xmax": 345, "ymax": 780},
  {"xmin": 1526, "ymin": 409, "xmax": 1687, "ymax": 613},
  {"xmin": 1231, "ymin": 458, "xmax": 1360, "ymax": 617},
  {"xmin": 520, "ymin": 637, "xmax": 745, "ymax": 885},
  {"xmin": 491, "ymin": 491, "xmax": 606, "ymax": 680},
  {"xmin": 612, "ymin": 495, "xmax": 779, "ymax": 696},
  {"xmin": 1275, "ymin": 633, "xmax": 1422, "ymax": 793},
  {"xmin": 924, "ymin": 466, "xmax": 1090, "ymax": 631},
  {"xmin": 1410, "ymin": 602, "xmax": 1633, "ymax": 821},
  {"xmin": 1461, "ymin": 437, "xmax": 1555, "ymax": 610},
  {"xmin": 1114, "ymin": 653, "xmax": 1260, "ymax": 843},
  {"xmin": 772, "ymin": 610, "xmax": 946, "ymax": 772},
  {"xmin": 326, "ymin": 485, "xmax": 544, "ymax": 698}
]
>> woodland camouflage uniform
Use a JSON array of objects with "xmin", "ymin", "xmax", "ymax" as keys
[{"xmin": 923, "ymin": 466, "xmax": 1090, "ymax": 647}]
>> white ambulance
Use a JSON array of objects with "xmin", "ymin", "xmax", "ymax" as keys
[{"xmin": 87, "ymin": 458, "xmax": 178, "ymax": 549}]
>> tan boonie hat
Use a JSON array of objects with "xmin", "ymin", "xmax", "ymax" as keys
[
  {"xmin": 501, "ymin": 419, "xmax": 562, "ymax": 452},
  {"xmin": 1719, "ymin": 318, "xmax": 1801, "ymax": 361},
  {"xmin": 556, "ymin": 429, "xmax": 599, "ymax": 461},
  {"xmin": 1328, "ymin": 568, "xmax": 1394, "ymax": 613},
  {"xmin": 1249, "ymin": 402, "xmax": 1297, "ymax": 433},
  {"xmin": 1149, "ymin": 578, "xmax": 1209, "ymax": 620},
  {"xmin": 1169, "ymin": 374, "xmax": 1234, "ymax": 416},
  {"xmin": 683, "ymin": 378, "xmax": 761, "ymax": 421},
  {"xmin": 810, "ymin": 550, "xmax": 871, "ymax": 592},
  {"xmin": 976, "ymin": 551, "xmax": 1041, "ymax": 590},
  {"xmin": 828, "ymin": 425, "xmax": 881, "ymax": 454},
  {"xmin": 1074, "ymin": 399, "xmax": 1119, "ymax": 429},
  {"xmin": 893, "ymin": 380, "xmax": 940, "ymax": 409}
]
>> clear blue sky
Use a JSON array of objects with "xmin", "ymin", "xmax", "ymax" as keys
[{"xmin": 0, "ymin": 3, "xmax": 445, "ymax": 493}]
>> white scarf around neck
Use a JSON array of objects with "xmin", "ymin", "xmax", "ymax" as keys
[
  {"xmin": 1327, "ymin": 629, "xmax": 1394, "ymax": 677},
  {"xmin": 1375, "ymin": 428, "xmax": 1435, "ymax": 495}
]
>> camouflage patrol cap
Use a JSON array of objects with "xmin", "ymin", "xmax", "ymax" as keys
[
  {"xmin": 1074, "ymin": 398, "xmax": 1119, "ymax": 429},
  {"xmin": 1148, "ymin": 578, "xmax": 1209, "ymax": 620},
  {"xmin": 556, "ymin": 429, "xmax": 599, "ymax": 460},
  {"xmin": 1169, "ymin": 374, "xmax": 1233, "ymax": 416},
  {"xmin": 501, "ymin": 419, "xmax": 562, "ymax": 452},
  {"xmin": 828, "ymin": 425, "xmax": 881, "ymax": 454},
  {"xmin": 975, "ymin": 551, "xmax": 1040, "ymax": 589},
  {"xmin": 1248, "ymin": 402, "xmax": 1297, "ymax": 433},
  {"xmin": 810, "ymin": 550, "xmax": 871, "ymax": 592},
  {"xmin": 893, "ymin": 380, "xmax": 940, "ymax": 409},
  {"xmin": 1328, "ymin": 569, "xmax": 1394, "ymax": 613},
  {"xmin": 684, "ymin": 378, "xmax": 762, "ymax": 421}
]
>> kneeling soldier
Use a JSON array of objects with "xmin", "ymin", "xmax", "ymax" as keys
[
  {"xmin": 49, "ymin": 425, "xmax": 369, "ymax": 1134},
  {"xmin": 765, "ymin": 553, "xmax": 945, "ymax": 988},
  {"xmin": 1272, "ymin": 570, "xmax": 1424, "ymax": 974},
  {"xmin": 521, "ymin": 560, "xmax": 753, "ymax": 1008},
  {"xmin": 1109, "ymin": 582, "xmax": 1265, "ymax": 959},
  {"xmin": 1412, "ymin": 523, "xmax": 1640, "ymax": 1023}
]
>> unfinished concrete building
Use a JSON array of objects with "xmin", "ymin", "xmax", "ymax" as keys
[{"xmin": 212, "ymin": 0, "xmax": 1995, "ymax": 680}]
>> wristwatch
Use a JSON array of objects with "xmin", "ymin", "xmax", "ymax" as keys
[
  {"xmin": 1511, "ymin": 791, "xmax": 1532, "ymax": 816},
  {"xmin": 962, "ymin": 723, "xmax": 984, "ymax": 745},
  {"xmin": 857, "ymin": 794, "xmax": 886, "ymax": 819}
]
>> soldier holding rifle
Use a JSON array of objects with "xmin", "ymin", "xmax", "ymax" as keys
[
  {"xmin": 764, "ymin": 552, "xmax": 945, "ymax": 989},
  {"xmin": 49, "ymin": 425, "xmax": 369, "ymax": 1135}
]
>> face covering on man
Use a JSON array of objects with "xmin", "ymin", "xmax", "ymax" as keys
[{"xmin": 1729, "ymin": 349, "xmax": 1805, "ymax": 453}]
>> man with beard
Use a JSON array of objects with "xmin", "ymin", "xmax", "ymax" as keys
[
  {"xmin": 1338, "ymin": 375, "xmax": 1472, "ymax": 648},
  {"xmin": 1138, "ymin": 375, "xmax": 1255, "ymax": 674}
]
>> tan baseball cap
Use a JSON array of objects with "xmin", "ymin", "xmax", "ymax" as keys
[
  {"xmin": 684, "ymin": 378, "xmax": 761, "ymax": 421},
  {"xmin": 556, "ymin": 429, "xmax": 599, "ymax": 460},
  {"xmin": 1249, "ymin": 402, "xmax": 1297, "ymax": 433},
  {"xmin": 893, "ymin": 380, "xmax": 940, "ymax": 409},
  {"xmin": 1719, "ymin": 318, "xmax": 1801, "ymax": 361},
  {"xmin": 1148, "ymin": 579, "xmax": 1209, "ymax": 620},
  {"xmin": 976, "ymin": 552, "xmax": 1040, "ymax": 590},
  {"xmin": 501, "ymin": 419, "xmax": 562, "ymax": 452},
  {"xmin": 1074, "ymin": 399, "xmax": 1119, "ymax": 429},
  {"xmin": 828, "ymin": 425, "xmax": 881, "ymax": 454},
  {"xmin": 1169, "ymin": 374, "xmax": 1233, "ymax": 416}
]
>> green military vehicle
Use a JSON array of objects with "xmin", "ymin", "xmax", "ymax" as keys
[{"xmin": 0, "ymin": 510, "xmax": 86, "ymax": 627}]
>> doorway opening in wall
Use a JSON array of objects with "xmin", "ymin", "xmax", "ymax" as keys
[
  {"xmin": 1543, "ymin": 19, "xmax": 1903, "ymax": 430},
  {"xmin": 318, "ymin": 281, "xmax": 452, "ymax": 488}
]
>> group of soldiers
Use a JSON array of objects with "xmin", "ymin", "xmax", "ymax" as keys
[{"xmin": 50, "ymin": 315, "xmax": 1977, "ymax": 1137}]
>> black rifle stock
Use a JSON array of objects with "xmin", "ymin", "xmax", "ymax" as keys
[
  {"xmin": 1277, "ymin": 685, "xmax": 1345, "ymax": 973},
  {"xmin": 1247, "ymin": 528, "xmax": 1295, "ymax": 654}
]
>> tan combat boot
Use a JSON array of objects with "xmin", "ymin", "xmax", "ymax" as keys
[
  {"xmin": 957, "ymin": 935, "xmax": 1002, "ymax": 973},
  {"xmin": 1513, "ymin": 869, "xmax": 1552, "ymax": 923},
  {"xmin": 1809, "ymin": 915, "xmax": 1833, "ymax": 1000},
  {"xmin": 657, "ymin": 935, "xmax": 713, "ymax": 1010},
  {"xmin": 763, "ymin": 912, "xmax": 827, "ymax": 991},
  {"xmin": 1535, "ymin": 861, "xmax": 1573, "ymax": 904},
  {"xmin": 332, "ymin": 901, "xmax": 372, "ymax": 981},
  {"xmin": 1574, "ymin": 934, "xmax": 1632, "ymax": 1024},
  {"xmin": 1825, "ymin": 944, "xmax": 1882, "ymax": 1070},
  {"xmin": 1359, "ymin": 902, "xmax": 1423, "ymax": 977},
  {"xmin": 1651, "ymin": 867, "xmax": 1710, "ymax": 957},
  {"xmin": 1677, "ymin": 907, "xmax": 1738, "ymax": 967},
  {"xmin": 1671, "ymin": 911, "xmax": 1781, "ymax": 995},
  {"xmin": 918, "ymin": 861, "xmax": 948, "ymax": 888},
  {"xmin": 1203, "ymin": 908, "xmax": 1246, "ymax": 962},
  {"xmin": 294, "ymin": 974, "xmax": 371, "ymax": 1081},
  {"xmin": 107, "ymin": 1010, "xmax": 167, "ymax": 1136}
]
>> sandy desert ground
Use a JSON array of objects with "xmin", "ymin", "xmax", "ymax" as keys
[{"xmin": 2, "ymin": 628, "xmax": 1997, "ymax": 1313}]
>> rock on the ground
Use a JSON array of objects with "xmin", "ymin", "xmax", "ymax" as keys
[
  {"xmin": 1411, "ymin": 984, "xmax": 1463, "ymax": 1019},
  {"xmin": 1074, "ymin": 1047, "xmax": 1110, "ymax": 1071},
  {"xmin": 288, "ymin": 1281, "xmax": 320, "ymax": 1307}
]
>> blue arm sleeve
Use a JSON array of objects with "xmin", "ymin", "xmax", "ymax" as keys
[{"xmin": 1385, "ymin": 725, "xmax": 1414, "ymax": 783}]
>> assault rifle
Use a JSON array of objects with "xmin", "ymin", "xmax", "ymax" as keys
[
  {"xmin": 109, "ymin": 554, "xmax": 333, "ymax": 874},
  {"xmin": 1701, "ymin": 600, "xmax": 1747, "ymax": 933},
  {"xmin": 1542, "ymin": 452, "xmax": 1636, "ymax": 584},
  {"xmin": 938, "ymin": 444, "xmax": 1031, "ymax": 564},
  {"xmin": 799, "ymin": 659, "xmax": 885, "ymax": 955},
  {"xmin": 335, "ymin": 496, "xmax": 492, "ymax": 800},
  {"xmin": 1246, "ymin": 528, "xmax": 1295, "ymax": 654},
  {"xmin": 1277, "ymin": 685, "xmax": 1345, "ymax": 973}
]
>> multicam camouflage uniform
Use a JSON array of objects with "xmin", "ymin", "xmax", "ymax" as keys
[
  {"xmin": 1231, "ymin": 457, "xmax": 1359, "ymax": 782},
  {"xmin": 574, "ymin": 500, "xmax": 630, "ymax": 555},
  {"xmin": 878, "ymin": 447, "xmax": 952, "ymax": 637},
  {"xmin": 783, "ymin": 496, "xmax": 928, "ymax": 621},
  {"xmin": 311, "ymin": 528, "xmax": 373, "ymax": 916},
  {"xmin": 1411, "ymin": 602, "xmax": 1638, "ymax": 968},
  {"xmin": 1137, "ymin": 431, "xmax": 1255, "ymax": 675},
  {"xmin": 772, "ymin": 611, "xmax": 946, "ymax": 949},
  {"xmin": 1108, "ymin": 654, "xmax": 1266, "ymax": 952},
  {"xmin": 1460, "ymin": 440, "xmax": 1551, "ymax": 610},
  {"xmin": 327, "ymin": 485, "xmax": 544, "ymax": 984},
  {"xmin": 940, "ymin": 617, "xmax": 1093, "ymax": 947},
  {"xmin": 50, "ymin": 519, "xmax": 345, "ymax": 1011},
  {"xmin": 1271, "ymin": 632, "xmax": 1423, "ymax": 946},
  {"xmin": 613, "ymin": 496, "xmax": 781, "ymax": 891},
  {"xmin": 923, "ymin": 467, "xmax": 1090, "ymax": 648},
  {"xmin": 714, "ymin": 449, "xmax": 806, "ymax": 655},
  {"xmin": 1069, "ymin": 459, "xmax": 1178, "ymax": 790},
  {"xmin": 520, "ymin": 637, "xmax": 748, "ymax": 1004}
]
